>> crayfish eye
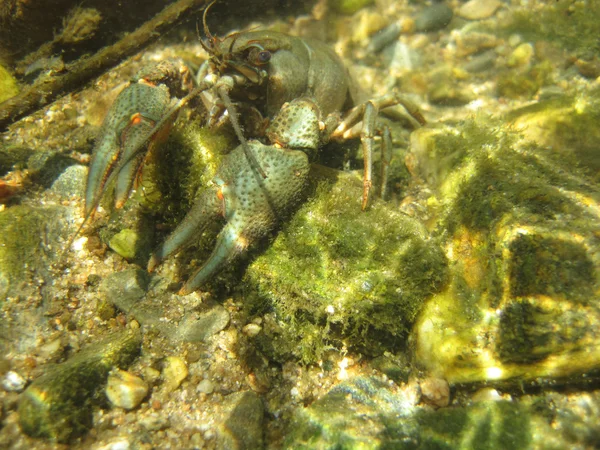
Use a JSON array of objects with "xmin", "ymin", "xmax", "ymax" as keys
[{"xmin": 257, "ymin": 51, "xmax": 271, "ymax": 63}]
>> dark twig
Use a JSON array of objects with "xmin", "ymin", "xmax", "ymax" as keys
[{"xmin": 0, "ymin": 0, "xmax": 207, "ymax": 132}]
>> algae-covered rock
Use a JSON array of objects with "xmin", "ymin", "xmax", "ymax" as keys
[
  {"xmin": 244, "ymin": 170, "xmax": 448, "ymax": 364},
  {"xmin": 410, "ymin": 97, "xmax": 600, "ymax": 384},
  {"xmin": 285, "ymin": 376, "xmax": 537, "ymax": 449},
  {"xmin": 18, "ymin": 329, "xmax": 142, "ymax": 442},
  {"xmin": 100, "ymin": 269, "xmax": 230, "ymax": 342},
  {"xmin": 285, "ymin": 376, "xmax": 600, "ymax": 449},
  {"xmin": 215, "ymin": 391, "xmax": 264, "ymax": 450},
  {"xmin": 0, "ymin": 205, "xmax": 70, "ymax": 297}
]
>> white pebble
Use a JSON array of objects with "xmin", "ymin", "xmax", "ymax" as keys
[
  {"xmin": 105, "ymin": 369, "xmax": 149, "ymax": 410},
  {"xmin": 196, "ymin": 379, "xmax": 215, "ymax": 394},
  {"xmin": 2, "ymin": 371, "xmax": 26, "ymax": 392}
]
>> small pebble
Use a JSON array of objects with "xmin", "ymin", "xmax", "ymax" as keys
[
  {"xmin": 197, "ymin": 379, "xmax": 215, "ymax": 394},
  {"xmin": 242, "ymin": 323, "xmax": 262, "ymax": 337},
  {"xmin": 106, "ymin": 369, "xmax": 149, "ymax": 410},
  {"xmin": 94, "ymin": 439, "xmax": 131, "ymax": 450},
  {"xmin": 2, "ymin": 371, "xmax": 26, "ymax": 392},
  {"xmin": 162, "ymin": 356, "xmax": 188, "ymax": 393},
  {"xmin": 414, "ymin": 4, "xmax": 453, "ymax": 33},
  {"xmin": 472, "ymin": 387, "xmax": 506, "ymax": 402},
  {"xmin": 458, "ymin": 0, "xmax": 502, "ymax": 20},
  {"xmin": 140, "ymin": 413, "xmax": 170, "ymax": 431},
  {"xmin": 507, "ymin": 43, "xmax": 534, "ymax": 67},
  {"xmin": 420, "ymin": 377, "xmax": 450, "ymax": 408}
]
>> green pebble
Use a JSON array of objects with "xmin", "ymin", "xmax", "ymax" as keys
[
  {"xmin": 0, "ymin": 63, "xmax": 18, "ymax": 103},
  {"xmin": 331, "ymin": 0, "xmax": 374, "ymax": 15},
  {"xmin": 108, "ymin": 228, "xmax": 139, "ymax": 260}
]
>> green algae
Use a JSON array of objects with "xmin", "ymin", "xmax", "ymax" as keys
[
  {"xmin": 139, "ymin": 118, "xmax": 235, "ymax": 223},
  {"xmin": 506, "ymin": 0, "xmax": 600, "ymax": 57},
  {"xmin": 18, "ymin": 330, "xmax": 142, "ymax": 443},
  {"xmin": 0, "ymin": 205, "xmax": 69, "ymax": 296},
  {"xmin": 243, "ymin": 170, "xmax": 448, "ymax": 364}
]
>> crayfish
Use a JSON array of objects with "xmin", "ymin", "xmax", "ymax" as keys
[{"xmin": 80, "ymin": 3, "xmax": 426, "ymax": 293}]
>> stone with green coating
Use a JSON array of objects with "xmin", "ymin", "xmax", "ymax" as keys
[
  {"xmin": 243, "ymin": 169, "xmax": 448, "ymax": 364},
  {"xmin": 411, "ymin": 89, "xmax": 600, "ymax": 384},
  {"xmin": 18, "ymin": 330, "xmax": 142, "ymax": 442}
]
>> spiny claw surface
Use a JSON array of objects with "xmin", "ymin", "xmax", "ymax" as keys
[{"xmin": 148, "ymin": 140, "xmax": 310, "ymax": 294}]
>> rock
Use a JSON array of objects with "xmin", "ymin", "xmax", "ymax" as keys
[
  {"xmin": 101, "ymin": 269, "xmax": 230, "ymax": 343},
  {"xmin": 162, "ymin": 356, "xmax": 188, "ymax": 393},
  {"xmin": 18, "ymin": 330, "xmax": 142, "ymax": 442},
  {"xmin": 414, "ymin": 4, "xmax": 453, "ymax": 33},
  {"xmin": 108, "ymin": 229, "xmax": 141, "ymax": 261},
  {"xmin": 410, "ymin": 96, "xmax": 600, "ymax": 385},
  {"xmin": 216, "ymin": 391, "xmax": 264, "ymax": 450},
  {"xmin": 507, "ymin": 42, "xmax": 534, "ymax": 67},
  {"xmin": 420, "ymin": 377, "xmax": 450, "ymax": 408},
  {"xmin": 2, "ymin": 371, "xmax": 26, "ymax": 392},
  {"xmin": 100, "ymin": 269, "xmax": 149, "ymax": 314},
  {"xmin": 105, "ymin": 369, "xmax": 149, "ymax": 410},
  {"xmin": 458, "ymin": 0, "xmax": 502, "ymax": 20},
  {"xmin": 284, "ymin": 376, "xmax": 420, "ymax": 448},
  {"xmin": 428, "ymin": 83, "xmax": 474, "ymax": 106},
  {"xmin": 0, "ymin": 204, "xmax": 71, "ymax": 297},
  {"xmin": 50, "ymin": 164, "xmax": 87, "ymax": 199},
  {"xmin": 196, "ymin": 379, "xmax": 215, "ymax": 395},
  {"xmin": 244, "ymin": 170, "xmax": 448, "ymax": 364},
  {"xmin": 140, "ymin": 413, "xmax": 170, "ymax": 431},
  {"xmin": 284, "ymin": 376, "xmax": 577, "ymax": 449},
  {"xmin": 176, "ymin": 306, "xmax": 230, "ymax": 342}
]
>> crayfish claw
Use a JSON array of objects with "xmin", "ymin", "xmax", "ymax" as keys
[{"xmin": 147, "ymin": 187, "xmax": 224, "ymax": 273}]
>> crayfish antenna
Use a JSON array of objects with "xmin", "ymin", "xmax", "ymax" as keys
[{"xmin": 217, "ymin": 86, "xmax": 268, "ymax": 179}]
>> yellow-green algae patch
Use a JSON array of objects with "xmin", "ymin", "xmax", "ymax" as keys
[
  {"xmin": 243, "ymin": 169, "xmax": 448, "ymax": 364},
  {"xmin": 411, "ymin": 92, "xmax": 600, "ymax": 384},
  {"xmin": 0, "ymin": 63, "xmax": 18, "ymax": 103}
]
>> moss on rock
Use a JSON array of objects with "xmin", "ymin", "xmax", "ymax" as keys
[
  {"xmin": 410, "ymin": 93, "xmax": 600, "ymax": 384},
  {"xmin": 243, "ymin": 170, "xmax": 448, "ymax": 364}
]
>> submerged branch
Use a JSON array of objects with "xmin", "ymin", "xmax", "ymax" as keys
[{"xmin": 0, "ymin": 0, "xmax": 206, "ymax": 132}]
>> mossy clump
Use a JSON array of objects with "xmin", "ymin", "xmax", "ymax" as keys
[
  {"xmin": 505, "ymin": 0, "xmax": 600, "ymax": 57},
  {"xmin": 139, "ymin": 118, "xmax": 235, "ymax": 224},
  {"xmin": 496, "ymin": 61, "xmax": 553, "ymax": 99},
  {"xmin": 244, "ymin": 171, "xmax": 448, "ymax": 364},
  {"xmin": 0, "ymin": 205, "xmax": 68, "ymax": 292}
]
